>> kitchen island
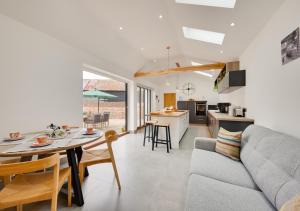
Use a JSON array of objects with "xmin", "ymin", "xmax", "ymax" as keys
[
  {"xmin": 150, "ymin": 110, "xmax": 189, "ymax": 149},
  {"xmin": 208, "ymin": 110, "xmax": 254, "ymax": 138}
]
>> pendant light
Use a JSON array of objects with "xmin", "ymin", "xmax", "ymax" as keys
[{"xmin": 165, "ymin": 46, "xmax": 171, "ymax": 86}]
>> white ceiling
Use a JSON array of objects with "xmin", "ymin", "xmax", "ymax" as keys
[{"xmin": 0, "ymin": 0, "xmax": 285, "ymax": 76}]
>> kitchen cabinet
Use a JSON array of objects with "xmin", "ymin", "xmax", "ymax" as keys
[
  {"xmin": 215, "ymin": 69, "xmax": 246, "ymax": 94},
  {"xmin": 151, "ymin": 111, "xmax": 189, "ymax": 149},
  {"xmin": 207, "ymin": 111, "xmax": 254, "ymax": 138},
  {"xmin": 177, "ymin": 101, "xmax": 207, "ymax": 124}
]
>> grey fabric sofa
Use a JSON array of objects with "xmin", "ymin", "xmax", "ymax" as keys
[{"xmin": 185, "ymin": 125, "xmax": 300, "ymax": 211}]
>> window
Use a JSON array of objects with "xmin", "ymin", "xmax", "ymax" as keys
[
  {"xmin": 182, "ymin": 26, "xmax": 225, "ymax": 45},
  {"xmin": 83, "ymin": 71, "xmax": 128, "ymax": 132},
  {"xmin": 175, "ymin": 0, "xmax": 236, "ymax": 8}
]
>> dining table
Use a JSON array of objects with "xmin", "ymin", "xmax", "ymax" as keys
[{"xmin": 0, "ymin": 128, "xmax": 104, "ymax": 207}]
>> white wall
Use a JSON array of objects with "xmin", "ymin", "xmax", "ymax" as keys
[
  {"xmin": 219, "ymin": 88, "xmax": 245, "ymax": 108},
  {"xmin": 0, "ymin": 14, "xmax": 137, "ymax": 136},
  {"xmin": 221, "ymin": 0, "xmax": 300, "ymax": 138},
  {"xmin": 156, "ymin": 73, "xmax": 219, "ymax": 109}
]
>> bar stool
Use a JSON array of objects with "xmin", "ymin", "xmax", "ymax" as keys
[
  {"xmin": 152, "ymin": 122, "xmax": 172, "ymax": 153},
  {"xmin": 143, "ymin": 120, "xmax": 157, "ymax": 146}
]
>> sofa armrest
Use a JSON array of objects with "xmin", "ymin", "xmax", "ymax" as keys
[{"xmin": 194, "ymin": 137, "xmax": 217, "ymax": 152}]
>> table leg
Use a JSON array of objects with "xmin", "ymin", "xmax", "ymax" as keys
[
  {"xmin": 75, "ymin": 147, "xmax": 89, "ymax": 177},
  {"xmin": 66, "ymin": 148, "xmax": 84, "ymax": 206}
]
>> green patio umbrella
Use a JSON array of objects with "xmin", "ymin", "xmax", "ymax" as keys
[{"xmin": 83, "ymin": 89, "xmax": 117, "ymax": 113}]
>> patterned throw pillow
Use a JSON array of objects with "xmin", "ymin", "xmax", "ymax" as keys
[
  {"xmin": 215, "ymin": 127, "xmax": 242, "ymax": 160},
  {"xmin": 280, "ymin": 194, "xmax": 300, "ymax": 211}
]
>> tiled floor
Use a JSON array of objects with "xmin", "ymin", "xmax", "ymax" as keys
[{"xmin": 5, "ymin": 125, "xmax": 210, "ymax": 211}]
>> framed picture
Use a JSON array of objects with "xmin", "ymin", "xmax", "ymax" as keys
[{"xmin": 281, "ymin": 27, "xmax": 300, "ymax": 65}]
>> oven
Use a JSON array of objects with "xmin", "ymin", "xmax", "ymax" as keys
[{"xmin": 195, "ymin": 102, "xmax": 207, "ymax": 116}]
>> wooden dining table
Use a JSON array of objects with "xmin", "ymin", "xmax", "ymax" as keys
[{"xmin": 0, "ymin": 129, "xmax": 104, "ymax": 207}]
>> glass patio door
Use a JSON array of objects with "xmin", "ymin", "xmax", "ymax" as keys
[{"xmin": 137, "ymin": 86, "xmax": 152, "ymax": 128}]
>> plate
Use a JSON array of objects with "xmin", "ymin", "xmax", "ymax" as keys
[
  {"xmin": 4, "ymin": 136, "xmax": 25, "ymax": 142},
  {"xmin": 31, "ymin": 140, "xmax": 53, "ymax": 148},
  {"xmin": 82, "ymin": 132, "xmax": 97, "ymax": 136}
]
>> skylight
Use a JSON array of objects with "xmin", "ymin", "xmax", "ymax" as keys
[
  {"xmin": 191, "ymin": 61, "xmax": 214, "ymax": 77},
  {"xmin": 191, "ymin": 61, "xmax": 203, "ymax": 66},
  {"xmin": 175, "ymin": 0, "xmax": 236, "ymax": 8},
  {"xmin": 82, "ymin": 71, "xmax": 109, "ymax": 80},
  {"xmin": 194, "ymin": 71, "xmax": 213, "ymax": 78},
  {"xmin": 182, "ymin": 26, "xmax": 225, "ymax": 45}
]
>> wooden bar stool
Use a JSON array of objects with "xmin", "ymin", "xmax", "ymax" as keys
[
  {"xmin": 152, "ymin": 122, "xmax": 172, "ymax": 153},
  {"xmin": 143, "ymin": 120, "xmax": 157, "ymax": 146}
]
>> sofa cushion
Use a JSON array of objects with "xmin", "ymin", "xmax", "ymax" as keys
[
  {"xmin": 185, "ymin": 174, "xmax": 275, "ymax": 211},
  {"xmin": 190, "ymin": 149, "xmax": 258, "ymax": 190},
  {"xmin": 241, "ymin": 125, "xmax": 300, "ymax": 210}
]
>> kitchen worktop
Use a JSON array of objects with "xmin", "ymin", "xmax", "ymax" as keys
[
  {"xmin": 150, "ymin": 110, "xmax": 189, "ymax": 117},
  {"xmin": 208, "ymin": 110, "xmax": 254, "ymax": 122}
]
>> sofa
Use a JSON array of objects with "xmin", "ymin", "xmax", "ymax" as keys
[{"xmin": 185, "ymin": 125, "xmax": 300, "ymax": 211}]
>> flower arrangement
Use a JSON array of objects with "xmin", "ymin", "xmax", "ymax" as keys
[{"xmin": 45, "ymin": 123, "xmax": 66, "ymax": 139}]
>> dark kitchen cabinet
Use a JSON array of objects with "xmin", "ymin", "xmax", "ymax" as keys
[
  {"xmin": 177, "ymin": 101, "xmax": 188, "ymax": 110},
  {"xmin": 177, "ymin": 101, "xmax": 207, "ymax": 124},
  {"xmin": 207, "ymin": 111, "xmax": 254, "ymax": 138},
  {"xmin": 215, "ymin": 70, "xmax": 246, "ymax": 94}
]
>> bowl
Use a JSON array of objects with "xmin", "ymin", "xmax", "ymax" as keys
[
  {"xmin": 9, "ymin": 132, "xmax": 20, "ymax": 139},
  {"xmin": 87, "ymin": 128, "xmax": 94, "ymax": 134},
  {"xmin": 36, "ymin": 136, "xmax": 48, "ymax": 144}
]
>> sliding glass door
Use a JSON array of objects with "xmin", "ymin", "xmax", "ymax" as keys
[
  {"xmin": 137, "ymin": 86, "xmax": 152, "ymax": 128},
  {"xmin": 83, "ymin": 71, "xmax": 128, "ymax": 133}
]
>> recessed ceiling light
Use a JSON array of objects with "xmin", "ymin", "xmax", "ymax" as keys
[
  {"xmin": 159, "ymin": 15, "xmax": 163, "ymax": 19},
  {"xmin": 191, "ymin": 61, "xmax": 203, "ymax": 66},
  {"xmin": 175, "ymin": 0, "xmax": 236, "ymax": 8},
  {"xmin": 140, "ymin": 47, "xmax": 144, "ymax": 51},
  {"xmin": 119, "ymin": 26, "xmax": 124, "ymax": 31},
  {"xmin": 230, "ymin": 22, "xmax": 235, "ymax": 27},
  {"xmin": 220, "ymin": 50, "xmax": 224, "ymax": 54},
  {"xmin": 195, "ymin": 71, "xmax": 213, "ymax": 78},
  {"xmin": 182, "ymin": 26, "xmax": 225, "ymax": 45}
]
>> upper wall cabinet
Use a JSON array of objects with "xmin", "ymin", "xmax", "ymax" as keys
[{"xmin": 214, "ymin": 61, "xmax": 246, "ymax": 94}]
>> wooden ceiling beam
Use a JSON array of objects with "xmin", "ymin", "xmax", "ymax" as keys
[{"xmin": 134, "ymin": 63, "xmax": 226, "ymax": 78}]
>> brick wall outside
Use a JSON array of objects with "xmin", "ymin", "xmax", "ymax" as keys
[
  {"xmin": 83, "ymin": 78, "xmax": 126, "ymax": 120},
  {"xmin": 83, "ymin": 100, "xmax": 125, "ymax": 119}
]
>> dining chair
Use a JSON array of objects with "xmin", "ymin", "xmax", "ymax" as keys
[
  {"xmin": 0, "ymin": 154, "xmax": 72, "ymax": 211},
  {"xmin": 84, "ymin": 114, "xmax": 102, "ymax": 128},
  {"xmin": 102, "ymin": 112, "xmax": 110, "ymax": 127},
  {"xmin": 79, "ymin": 130, "xmax": 121, "ymax": 189},
  {"xmin": 0, "ymin": 158, "xmax": 20, "ymax": 185}
]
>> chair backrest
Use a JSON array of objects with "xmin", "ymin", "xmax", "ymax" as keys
[
  {"xmin": 94, "ymin": 114, "xmax": 102, "ymax": 123},
  {"xmin": 0, "ymin": 153, "xmax": 60, "ymax": 176},
  {"xmin": 0, "ymin": 154, "xmax": 60, "ymax": 193},
  {"xmin": 105, "ymin": 130, "xmax": 118, "ymax": 143},
  {"xmin": 103, "ymin": 112, "xmax": 110, "ymax": 122}
]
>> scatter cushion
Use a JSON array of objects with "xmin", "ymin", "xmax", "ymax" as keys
[
  {"xmin": 215, "ymin": 127, "xmax": 242, "ymax": 160},
  {"xmin": 280, "ymin": 194, "xmax": 300, "ymax": 211}
]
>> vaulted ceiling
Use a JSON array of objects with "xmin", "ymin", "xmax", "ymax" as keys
[{"xmin": 0, "ymin": 0, "xmax": 285, "ymax": 77}]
